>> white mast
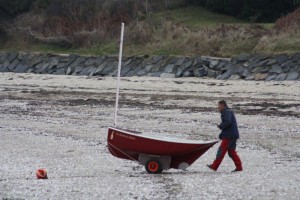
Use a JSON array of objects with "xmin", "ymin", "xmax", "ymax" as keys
[{"xmin": 114, "ymin": 23, "xmax": 125, "ymax": 127}]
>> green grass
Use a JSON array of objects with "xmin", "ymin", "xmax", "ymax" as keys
[
  {"xmin": 154, "ymin": 6, "xmax": 246, "ymax": 28},
  {"xmin": 1, "ymin": 42, "xmax": 119, "ymax": 56}
]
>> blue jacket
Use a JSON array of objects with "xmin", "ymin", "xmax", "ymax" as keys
[{"xmin": 218, "ymin": 107, "xmax": 239, "ymax": 140}]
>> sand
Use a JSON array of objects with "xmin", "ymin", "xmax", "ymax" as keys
[{"xmin": 0, "ymin": 73, "xmax": 299, "ymax": 199}]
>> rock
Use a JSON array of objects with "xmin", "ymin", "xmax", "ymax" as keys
[
  {"xmin": 275, "ymin": 73, "xmax": 287, "ymax": 81},
  {"xmin": 54, "ymin": 68, "xmax": 65, "ymax": 75},
  {"xmin": 181, "ymin": 61, "xmax": 193, "ymax": 71},
  {"xmin": 217, "ymin": 70, "xmax": 233, "ymax": 80},
  {"xmin": 7, "ymin": 59, "xmax": 19, "ymax": 71},
  {"xmin": 245, "ymin": 75, "xmax": 255, "ymax": 80},
  {"xmin": 207, "ymin": 68, "xmax": 217, "ymax": 77},
  {"xmin": 229, "ymin": 75, "xmax": 241, "ymax": 80},
  {"xmin": 252, "ymin": 66, "xmax": 270, "ymax": 73},
  {"xmin": 193, "ymin": 67, "xmax": 207, "ymax": 77},
  {"xmin": 48, "ymin": 57, "xmax": 60, "ymax": 70},
  {"xmin": 64, "ymin": 66, "xmax": 71, "ymax": 75},
  {"xmin": 152, "ymin": 56, "xmax": 164, "ymax": 64},
  {"xmin": 0, "ymin": 53, "xmax": 7, "ymax": 64},
  {"xmin": 183, "ymin": 71, "xmax": 192, "ymax": 77},
  {"xmin": 234, "ymin": 53, "xmax": 251, "ymax": 62},
  {"xmin": 265, "ymin": 74, "xmax": 277, "ymax": 81},
  {"xmin": 267, "ymin": 59, "xmax": 277, "ymax": 65},
  {"xmin": 145, "ymin": 65, "xmax": 153, "ymax": 72},
  {"xmin": 286, "ymin": 72, "xmax": 299, "ymax": 80},
  {"xmin": 175, "ymin": 57, "xmax": 186, "ymax": 66},
  {"xmin": 209, "ymin": 60, "xmax": 219, "ymax": 69},
  {"xmin": 241, "ymin": 69, "xmax": 250, "ymax": 78},
  {"xmin": 7, "ymin": 53, "xmax": 18, "ymax": 63},
  {"xmin": 137, "ymin": 69, "xmax": 146, "ymax": 76},
  {"xmin": 232, "ymin": 65, "xmax": 245, "ymax": 75},
  {"xmin": 164, "ymin": 64, "xmax": 175, "ymax": 73},
  {"xmin": 275, "ymin": 54, "xmax": 288, "ymax": 65},
  {"xmin": 269, "ymin": 65, "xmax": 282, "ymax": 73},
  {"xmin": 148, "ymin": 72, "xmax": 161, "ymax": 77},
  {"xmin": 0, "ymin": 62, "xmax": 10, "ymax": 72},
  {"xmin": 175, "ymin": 68, "xmax": 183, "ymax": 77},
  {"xmin": 14, "ymin": 61, "xmax": 30, "ymax": 73},
  {"xmin": 160, "ymin": 73, "xmax": 175, "ymax": 78},
  {"xmin": 291, "ymin": 52, "xmax": 300, "ymax": 62},
  {"xmin": 254, "ymin": 73, "xmax": 268, "ymax": 81}
]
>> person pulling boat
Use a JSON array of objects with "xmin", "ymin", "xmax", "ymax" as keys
[{"xmin": 208, "ymin": 100, "xmax": 243, "ymax": 172}]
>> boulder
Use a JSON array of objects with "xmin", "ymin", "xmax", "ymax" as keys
[
  {"xmin": 245, "ymin": 75, "xmax": 255, "ymax": 80},
  {"xmin": 207, "ymin": 68, "xmax": 217, "ymax": 77},
  {"xmin": 229, "ymin": 75, "xmax": 241, "ymax": 80},
  {"xmin": 234, "ymin": 53, "xmax": 251, "ymax": 62},
  {"xmin": 217, "ymin": 70, "xmax": 233, "ymax": 80},
  {"xmin": 275, "ymin": 73, "xmax": 287, "ymax": 81},
  {"xmin": 160, "ymin": 73, "xmax": 175, "ymax": 78},
  {"xmin": 193, "ymin": 67, "xmax": 207, "ymax": 77},
  {"xmin": 0, "ymin": 53, "xmax": 7, "ymax": 64},
  {"xmin": 183, "ymin": 71, "xmax": 192, "ymax": 77},
  {"xmin": 269, "ymin": 65, "xmax": 282, "ymax": 74},
  {"xmin": 254, "ymin": 73, "xmax": 268, "ymax": 81},
  {"xmin": 164, "ymin": 64, "xmax": 175, "ymax": 73},
  {"xmin": 137, "ymin": 69, "xmax": 146, "ymax": 76},
  {"xmin": 175, "ymin": 67, "xmax": 183, "ymax": 77},
  {"xmin": 175, "ymin": 57, "xmax": 186, "ymax": 66},
  {"xmin": 181, "ymin": 61, "xmax": 193, "ymax": 71},
  {"xmin": 145, "ymin": 64, "xmax": 153, "ymax": 72},
  {"xmin": 7, "ymin": 53, "xmax": 18, "ymax": 63},
  {"xmin": 286, "ymin": 72, "xmax": 299, "ymax": 80},
  {"xmin": 7, "ymin": 59, "xmax": 19, "ymax": 71},
  {"xmin": 291, "ymin": 52, "xmax": 300, "ymax": 63},
  {"xmin": 0, "ymin": 63, "xmax": 9, "ymax": 72},
  {"xmin": 148, "ymin": 72, "xmax": 161, "ymax": 77},
  {"xmin": 267, "ymin": 59, "xmax": 277, "ymax": 65},
  {"xmin": 241, "ymin": 69, "xmax": 250, "ymax": 78},
  {"xmin": 265, "ymin": 74, "xmax": 277, "ymax": 81},
  {"xmin": 152, "ymin": 56, "xmax": 164, "ymax": 64},
  {"xmin": 209, "ymin": 60, "xmax": 219, "ymax": 69},
  {"xmin": 14, "ymin": 61, "xmax": 30, "ymax": 73},
  {"xmin": 275, "ymin": 54, "xmax": 288, "ymax": 65}
]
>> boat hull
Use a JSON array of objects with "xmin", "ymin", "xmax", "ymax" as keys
[{"xmin": 107, "ymin": 127, "xmax": 218, "ymax": 169}]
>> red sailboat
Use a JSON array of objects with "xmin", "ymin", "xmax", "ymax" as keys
[{"xmin": 107, "ymin": 23, "xmax": 218, "ymax": 174}]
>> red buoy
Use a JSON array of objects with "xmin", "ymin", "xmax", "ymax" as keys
[{"xmin": 36, "ymin": 169, "xmax": 48, "ymax": 179}]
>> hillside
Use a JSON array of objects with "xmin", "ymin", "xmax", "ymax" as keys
[{"xmin": 0, "ymin": 5, "xmax": 299, "ymax": 57}]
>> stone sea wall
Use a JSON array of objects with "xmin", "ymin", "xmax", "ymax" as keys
[{"xmin": 0, "ymin": 52, "xmax": 299, "ymax": 81}]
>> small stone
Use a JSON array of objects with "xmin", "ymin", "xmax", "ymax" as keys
[{"xmin": 254, "ymin": 73, "xmax": 268, "ymax": 81}]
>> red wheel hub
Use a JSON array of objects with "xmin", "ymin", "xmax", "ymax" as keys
[{"xmin": 148, "ymin": 161, "xmax": 159, "ymax": 172}]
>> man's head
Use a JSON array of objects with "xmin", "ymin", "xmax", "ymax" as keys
[{"xmin": 218, "ymin": 100, "xmax": 228, "ymax": 112}]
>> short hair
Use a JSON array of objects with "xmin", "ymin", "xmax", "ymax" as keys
[{"xmin": 218, "ymin": 100, "xmax": 228, "ymax": 107}]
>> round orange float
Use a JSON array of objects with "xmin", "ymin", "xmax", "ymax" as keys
[{"xmin": 36, "ymin": 169, "xmax": 48, "ymax": 179}]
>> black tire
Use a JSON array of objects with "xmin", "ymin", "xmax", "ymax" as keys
[{"xmin": 145, "ymin": 159, "xmax": 163, "ymax": 174}]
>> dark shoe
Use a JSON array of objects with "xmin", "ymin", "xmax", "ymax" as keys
[
  {"xmin": 231, "ymin": 168, "xmax": 243, "ymax": 172},
  {"xmin": 207, "ymin": 164, "xmax": 217, "ymax": 171}
]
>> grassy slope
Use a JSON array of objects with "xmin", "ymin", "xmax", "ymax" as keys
[{"xmin": 1, "ymin": 6, "xmax": 298, "ymax": 56}]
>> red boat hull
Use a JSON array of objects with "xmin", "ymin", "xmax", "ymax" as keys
[{"xmin": 107, "ymin": 127, "xmax": 218, "ymax": 169}]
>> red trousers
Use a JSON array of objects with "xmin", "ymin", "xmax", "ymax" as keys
[{"xmin": 211, "ymin": 139, "xmax": 242, "ymax": 170}]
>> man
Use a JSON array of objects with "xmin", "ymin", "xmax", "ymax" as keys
[{"xmin": 208, "ymin": 100, "xmax": 243, "ymax": 172}]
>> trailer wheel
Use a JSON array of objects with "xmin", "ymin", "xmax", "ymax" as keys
[{"xmin": 145, "ymin": 159, "xmax": 162, "ymax": 174}]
